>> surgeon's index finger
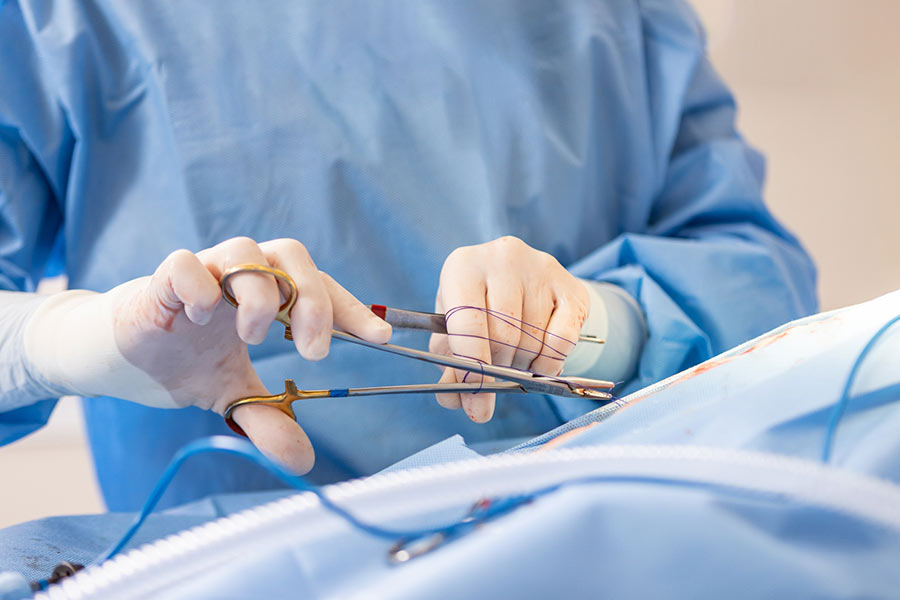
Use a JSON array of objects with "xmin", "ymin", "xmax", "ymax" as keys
[
  {"xmin": 439, "ymin": 274, "xmax": 495, "ymax": 422},
  {"xmin": 198, "ymin": 237, "xmax": 280, "ymax": 344},
  {"xmin": 259, "ymin": 239, "xmax": 333, "ymax": 361},
  {"xmin": 428, "ymin": 290, "xmax": 457, "ymax": 358},
  {"xmin": 430, "ymin": 293, "xmax": 463, "ymax": 410},
  {"xmin": 428, "ymin": 291, "xmax": 450, "ymax": 359},
  {"xmin": 319, "ymin": 272, "xmax": 392, "ymax": 343}
]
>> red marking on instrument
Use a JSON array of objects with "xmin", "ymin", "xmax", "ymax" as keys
[
  {"xmin": 225, "ymin": 419, "xmax": 248, "ymax": 438},
  {"xmin": 371, "ymin": 304, "xmax": 387, "ymax": 320}
]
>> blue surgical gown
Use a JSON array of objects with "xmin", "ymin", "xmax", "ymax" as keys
[{"xmin": 0, "ymin": 0, "xmax": 817, "ymax": 510}]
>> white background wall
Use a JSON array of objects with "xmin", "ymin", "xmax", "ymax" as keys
[
  {"xmin": 2, "ymin": 1, "xmax": 898, "ymax": 528},
  {"xmin": 693, "ymin": 0, "xmax": 900, "ymax": 311}
]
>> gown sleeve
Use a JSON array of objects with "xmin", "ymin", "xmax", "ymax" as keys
[
  {"xmin": 0, "ymin": 0, "xmax": 72, "ymax": 443},
  {"xmin": 565, "ymin": 0, "xmax": 817, "ymax": 405}
]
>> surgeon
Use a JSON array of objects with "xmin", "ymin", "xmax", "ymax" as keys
[{"xmin": 0, "ymin": 0, "xmax": 816, "ymax": 511}]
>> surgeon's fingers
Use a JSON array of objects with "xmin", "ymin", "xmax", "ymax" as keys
[
  {"xmin": 428, "ymin": 290, "xmax": 452, "ymax": 360},
  {"xmin": 225, "ymin": 372, "xmax": 315, "ymax": 475},
  {"xmin": 434, "ymin": 367, "xmax": 462, "ymax": 410},
  {"xmin": 484, "ymin": 278, "xmax": 523, "ymax": 368},
  {"xmin": 438, "ymin": 263, "xmax": 494, "ymax": 422},
  {"xmin": 259, "ymin": 239, "xmax": 333, "ymax": 360},
  {"xmin": 150, "ymin": 249, "xmax": 221, "ymax": 326},
  {"xmin": 232, "ymin": 404, "xmax": 315, "ymax": 474},
  {"xmin": 211, "ymin": 362, "xmax": 315, "ymax": 474},
  {"xmin": 198, "ymin": 237, "xmax": 281, "ymax": 345},
  {"xmin": 439, "ymin": 261, "xmax": 491, "ymax": 372},
  {"xmin": 429, "ymin": 304, "xmax": 463, "ymax": 410},
  {"xmin": 428, "ymin": 329, "xmax": 452, "ymax": 359},
  {"xmin": 529, "ymin": 298, "xmax": 586, "ymax": 375},
  {"xmin": 511, "ymin": 289, "xmax": 554, "ymax": 371},
  {"xmin": 429, "ymin": 292, "xmax": 449, "ymax": 356},
  {"xmin": 319, "ymin": 271, "xmax": 392, "ymax": 343},
  {"xmin": 528, "ymin": 280, "xmax": 590, "ymax": 375}
]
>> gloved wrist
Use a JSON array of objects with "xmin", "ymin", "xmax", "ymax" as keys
[
  {"xmin": 23, "ymin": 283, "xmax": 177, "ymax": 407},
  {"xmin": 0, "ymin": 291, "xmax": 68, "ymax": 411},
  {"xmin": 563, "ymin": 279, "xmax": 647, "ymax": 383}
]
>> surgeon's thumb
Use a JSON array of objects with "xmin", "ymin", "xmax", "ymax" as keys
[{"xmin": 231, "ymin": 403, "xmax": 316, "ymax": 475}]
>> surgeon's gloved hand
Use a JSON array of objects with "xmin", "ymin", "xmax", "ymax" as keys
[
  {"xmin": 429, "ymin": 236, "xmax": 591, "ymax": 423},
  {"xmin": 23, "ymin": 237, "xmax": 391, "ymax": 474}
]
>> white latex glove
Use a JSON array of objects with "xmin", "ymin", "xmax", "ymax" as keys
[
  {"xmin": 429, "ymin": 236, "xmax": 590, "ymax": 423},
  {"xmin": 23, "ymin": 237, "xmax": 391, "ymax": 474}
]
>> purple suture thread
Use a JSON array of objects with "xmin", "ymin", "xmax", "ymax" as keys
[
  {"xmin": 457, "ymin": 355, "xmax": 486, "ymax": 394},
  {"xmin": 452, "ymin": 352, "xmax": 617, "ymax": 400},
  {"xmin": 447, "ymin": 333, "xmax": 565, "ymax": 362},
  {"xmin": 443, "ymin": 305, "xmax": 576, "ymax": 361},
  {"xmin": 442, "ymin": 305, "xmax": 580, "ymax": 393}
]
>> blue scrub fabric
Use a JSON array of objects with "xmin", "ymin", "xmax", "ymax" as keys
[
  {"xmin": 3, "ymin": 291, "xmax": 899, "ymax": 597},
  {"xmin": 0, "ymin": 0, "xmax": 816, "ymax": 511}
]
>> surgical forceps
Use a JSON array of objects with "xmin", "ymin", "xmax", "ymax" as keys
[
  {"xmin": 365, "ymin": 304, "xmax": 606, "ymax": 345},
  {"xmin": 219, "ymin": 264, "xmax": 615, "ymax": 436}
]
